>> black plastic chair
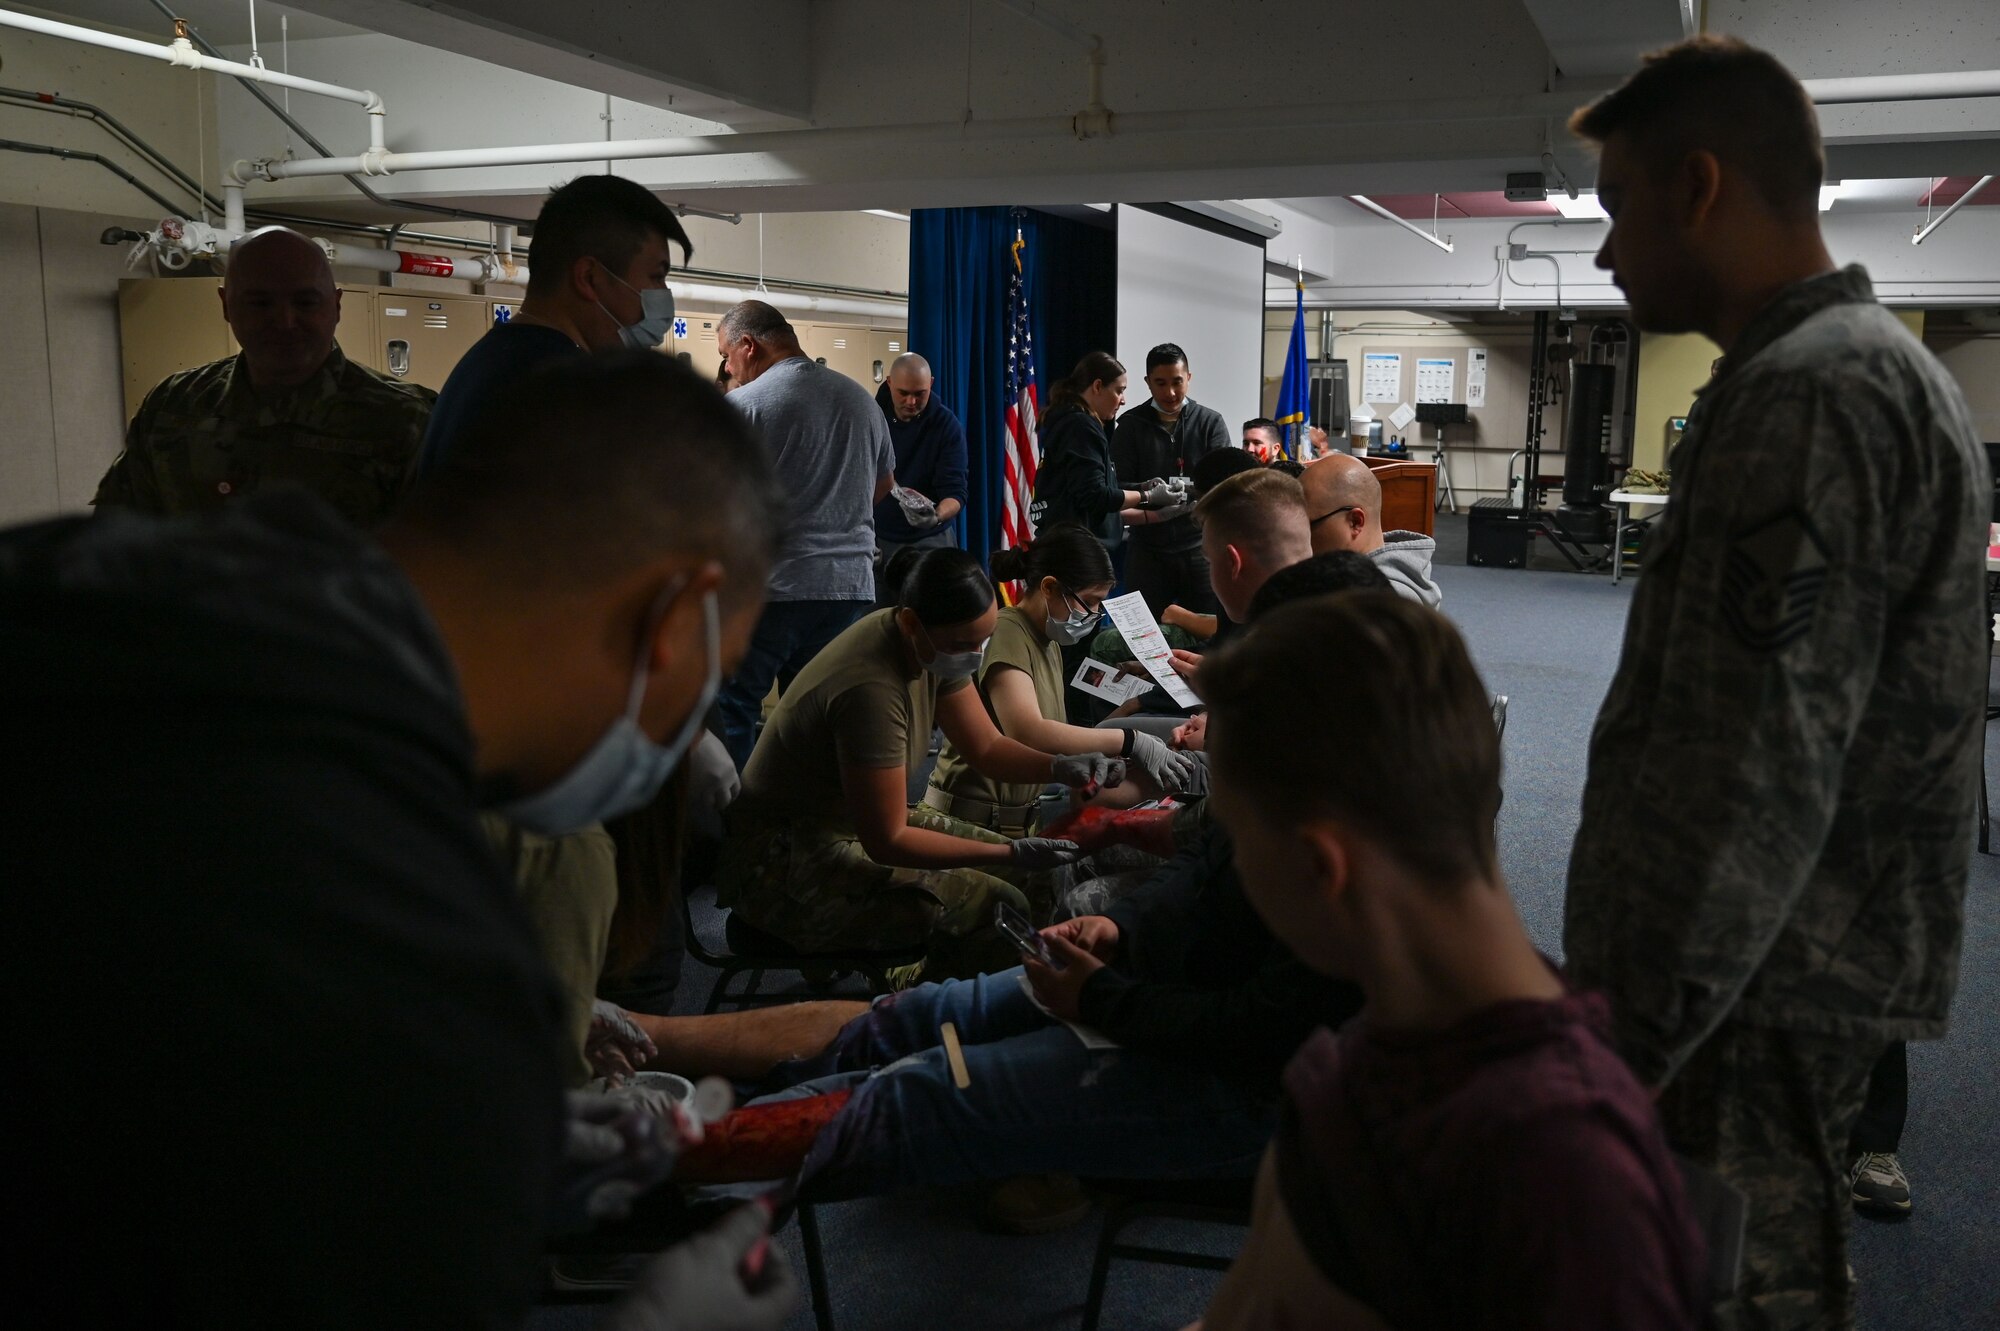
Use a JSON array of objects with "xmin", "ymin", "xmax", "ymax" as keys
[
  {"xmin": 1078, "ymin": 1176, "xmax": 1256, "ymax": 1331},
  {"xmin": 680, "ymin": 879, "xmax": 927, "ymax": 1014}
]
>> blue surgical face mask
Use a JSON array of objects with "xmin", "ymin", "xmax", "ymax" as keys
[
  {"xmin": 1045, "ymin": 586, "xmax": 1101, "ymax": 646},
  {"xmin": 596, "ymin": 263, "xmax": 677, "ymax": 351},
  {"xmin": 916, "ymin": 620, "xmax": 985, "ymax": 682},
  {"xmin": 497, "ymin": 580, "xmax": 719, "ymax": 835}
]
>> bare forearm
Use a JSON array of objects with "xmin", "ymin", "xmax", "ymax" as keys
[
  {"xmin": 632, "ymin": 1000, "xmax": 868, "ymax": 1081},
  {"xmin": 966, "ymin": 733, "xmax": 1060, "ymax": 785},
  {"xmin": 936, "ymin": 497, "xmax": 963, "ymax": 522}
]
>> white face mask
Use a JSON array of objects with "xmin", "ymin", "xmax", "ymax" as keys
[
  {"xmin": 497, "ymin": 580, "xmax": 719, "ymax": 835},
  {"xmin": 1044, "ymin": 587, "xmax": 1101, "ymax": 646},
  {"xmin": 596, "ymin": 263, "xmax": 677, "ymax": 351},
  {"xmin": 916, "ymin": 620, "xmax": 985, "ymax": 681}
]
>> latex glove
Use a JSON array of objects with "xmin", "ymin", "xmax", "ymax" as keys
[
  {"xmin": 1051, "ymin": 752, "xmax": 1126, "ymax": 793},
  {"xmin": 587, "ymin": 1000, "xmax": 658, "ymax": 1087},
  {"xmin": 1128, "ymin": 730, "xmax": 1197, "ymax": 793},
  {"xmin": 551, "ymin": 1091, "xmax": 679, "ymax": 1232},
  {"xmin": 686, "ymin": 729, "xmax": 740, "ymax": 842},
  {"xmin": 601, "ymin": 1204, "xmax": 799, "ymax": 1331},
  {"xmin": 896, "ymin": 489, "xmax": 941, "ymax": 529},
  {"xmin": 1138, "ymin": 478, "xmax": 1177, "ymax": 509},
  {"xmin": 1010, "ymin": 836, "xmax": 1084, "ymax": 870}
]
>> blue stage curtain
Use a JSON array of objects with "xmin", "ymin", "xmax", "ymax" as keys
[{"xmin": 909, "ymin": 207, "xmax": 1114, "ymax": 568}]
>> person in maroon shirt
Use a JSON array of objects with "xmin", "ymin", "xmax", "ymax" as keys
[{"xmin": 1193, "ymin": 592, "xmax": 1708, "ymax": 1331}]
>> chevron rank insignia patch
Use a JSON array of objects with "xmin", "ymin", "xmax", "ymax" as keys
[{"xmin": 1719, "ymin": 510, "xmax": 1831, "ymax": 651}]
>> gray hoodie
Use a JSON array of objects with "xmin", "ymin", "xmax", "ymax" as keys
[{"xmin": 1371, "ymin": 530, "xmax": 1443, "ymax": 607}]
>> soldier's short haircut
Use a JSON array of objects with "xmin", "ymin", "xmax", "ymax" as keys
[
  {"xmin": 1569, "ymin": 35, "xmax": 1824, "ymax": 221},
  {"xmin": 1194, "ymin": 467, "xmax": 1308, "ymax": 564},
  {"xmin": 526, "ymin": 175, "xmax": 692, "ymax": 297},
  {"xmin": 397, "ymin": 351, "xmax": 783, "ymax": 604},
  {"xmin": 717, "ymin": 299, "xmax": 799, "ymax": 348},
  {"xmin": 1200, "ymin": 592, "xmax": 1501, "ymax": 884},
  {"xmin": 1146, "ymin": 343, "xmax": 1190, "ymax": 374}
]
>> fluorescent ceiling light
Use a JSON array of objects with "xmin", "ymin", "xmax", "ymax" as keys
[
  {"xmin": 1818, "ymin": 184, "xmax": 1844, "ymax": 211},
  {"xmin": 1550, "ymin": 191, "xmax": 1608, "ymax": 220},
  {"xmin": 862, "ymin": 209, "xmax": 910, "ymax": 222}
]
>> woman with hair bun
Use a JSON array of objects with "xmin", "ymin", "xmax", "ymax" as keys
[{"xmin": 925, "ymin": 523, "xmax": 1196, "ymax": 838}]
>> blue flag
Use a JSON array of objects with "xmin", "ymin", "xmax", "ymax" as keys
[{"xmin": 1273, "ymin": 280, "xmax": 1310, "ymax": 458}]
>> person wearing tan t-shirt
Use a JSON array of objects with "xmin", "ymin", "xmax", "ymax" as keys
[
  {"xmin": 926, "ymin": 524, "xmax": 1195, "ymax": 836},
  {"xmin": 716, "ymin": 547, "xmax": 1126, "ymax": 983}
]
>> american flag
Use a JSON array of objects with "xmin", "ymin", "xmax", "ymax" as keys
[{"xmin": 999, "ymin": 228, "xmax": 1039, "ymax": 602}]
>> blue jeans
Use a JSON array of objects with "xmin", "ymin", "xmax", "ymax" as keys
[
  {"xmin": 718, "ymin": 599, "xmax": 873, "ymax": 770},
  {"xmin": 761, "ymin": 967, "xmax": 1277, "ymax": 1200}
]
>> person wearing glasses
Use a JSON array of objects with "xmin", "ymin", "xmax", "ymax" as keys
[
  {"xmin": 1300, "ymin": 453, "xmax": 1443, "ymax": 607},
  {"xmin": 925, "ymin": 524, "xmax": 1196, "ymax": 837}
]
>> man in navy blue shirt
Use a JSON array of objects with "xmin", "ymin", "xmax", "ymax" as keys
[
  {"xmin": 417, "ymin": 174, "xmax": 692, "ymax": 475},
  {"xmin": 871, "ymin": 353, "xmax": 968, "ymax": 599}
]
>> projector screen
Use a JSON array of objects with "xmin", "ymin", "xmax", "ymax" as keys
[{"xmin": 1115, "ymin": 205, "xmax": 1267, "ymax": 444}]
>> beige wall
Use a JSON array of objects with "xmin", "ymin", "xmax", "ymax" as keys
[
  {"xmin": 0, "ymin": 22, "xmax": 220, "ymax": 217},
  {"xmin": 1, "ymin": 203, "xmax": 164, "ymax": 525},
  {"xmin": 1925, "ymin": 332, "xmax": 2000, "ymax": 443},
  {"xmin": 1631, "ymin": 312, "xmax": 1926, "ymax": 473}
]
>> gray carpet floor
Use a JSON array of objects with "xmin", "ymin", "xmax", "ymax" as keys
[{"xmin": 542, "ymin": 516, "xmax": 2000, "ymax": 1330}]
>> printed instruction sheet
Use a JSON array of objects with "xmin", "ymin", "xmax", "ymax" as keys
[
  {"xmin": 1102, "ymin": 592, "xmax": 1202, "ymax": 708},
  {"xmin": 1361, "ymin": 352, "xmax": 1402, "ymax": 403},
  {"xmin": 1415, "ymin": 357, "xmax": 1456, "ymax": 404},
  {"xmin": 1467, "ymin": 348, "xmax": 1488, "ymax": 407},
  {"xmin": 1071, "ymin": 657, "xmax": 1155, "ymax": 706}
]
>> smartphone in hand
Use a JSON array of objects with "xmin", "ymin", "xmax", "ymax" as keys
[{"xmin": 994, "ymin": 902, "xmax": 1061, "ymax": 969}]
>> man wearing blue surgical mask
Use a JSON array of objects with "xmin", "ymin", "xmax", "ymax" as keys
[
  {"xmin": 414, "ymin": 175, "xmax": 698, "ymax": 1068},
  {"xmin": 4, "ymin": 353, "xmax": 795, "ymax": 1331},
  {"xmin": 417, "ymin": 173, "xmax": 693, "ymax": 477}
]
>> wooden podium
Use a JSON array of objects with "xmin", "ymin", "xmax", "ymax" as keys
[{"xmin": 1362, "ymin": 460, "xmax": 1438, "ymax": 537}]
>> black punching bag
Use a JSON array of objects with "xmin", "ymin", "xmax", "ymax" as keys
[{"xmin": 1558, "ymin": 362, "xmax": 1615, "ymax": 541}]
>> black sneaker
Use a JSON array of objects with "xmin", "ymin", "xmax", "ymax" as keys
[{"xmin": 1850, "ymin": 1151, "xmax": 1912, "ymax": 1218}]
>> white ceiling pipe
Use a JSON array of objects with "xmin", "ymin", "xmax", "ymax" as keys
[
  {"xmin": 0, "ymin": 6, "xmax": 387, "ymax": 152},
  {"xmin": 268, "ymin": 236, "xmax": 904, "ymax": 318},
  {"xmin": 1804, "ymin": 71, "xmax": 2000, "ymax": 104},
  {"xmin": 1912, "ymin": 174, "xmax": 1995, "ymax": 245},
  {"xmin": 1348, "ymin": 196, "xmax": 1455, "ymax": 253}
]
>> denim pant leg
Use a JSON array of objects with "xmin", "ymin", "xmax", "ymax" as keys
[
  {"xmin": 767, "ymin": 970, "xmax": 1277, "ymax": 1199},
  {"xmin": 762, "ymin": 967, "xmax": 1050, "ymax": 1088}
]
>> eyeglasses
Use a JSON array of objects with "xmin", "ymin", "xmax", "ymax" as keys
[{"xmin": 1309, "ymin": 505, "xmax": 1357, "ymax": 527}]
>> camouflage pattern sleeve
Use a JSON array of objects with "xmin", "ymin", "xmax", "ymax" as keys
[
  {"xmin": 91, "ymin": 386, "xmax": 171, "ymax": 513},
  {"xmin": 1565, "ymin": 373, "xmax": 1891, "ymax": 1087}
]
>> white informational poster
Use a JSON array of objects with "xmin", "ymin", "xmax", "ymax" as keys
[
  {"xmin": 1070, "ymin": 657, "xmax": 1155, "ymax": 706},
  {"xmin": 1415, "ymin": 357, "xmax": 1457, "ymax": 404},
  {"xmin": 1467, "ymin": 348, "xmax": 1488, "ymax": 408},
  {"xmin": 1102, "ymin": 592, "xmax": 1202, "ymax": 708},
  {"xmin": 1387, "ymin": 402, "xmax": 1417, "ymax": 433},
  {"xmin": 1362, "ymin": 352, "xmax": 1402, "ymax": 403}
]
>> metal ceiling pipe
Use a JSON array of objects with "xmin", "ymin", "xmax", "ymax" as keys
[
  {"xmin": 1912, "ymin": 175, "xmax": 1995, "ymax": 245},
  {"xmin": 1348, "ymin": 196, "xmax": 1455, "ymax": 253},
  {"xmin": 0, "ymin": 8, "xmax": 385, "ymax": 142},
  {"xmin": 1804, "ymin": 71, "xmax": 2000, "ymax": 104}
]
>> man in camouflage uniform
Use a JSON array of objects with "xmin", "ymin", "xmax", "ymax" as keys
[
  {"xmin": 1563, "ymin": 40, "xmax": 1986, "ymax": 1331},
  {"xmin": 94, "ymin": 227, "xmax": 432, "ymax": 527}
]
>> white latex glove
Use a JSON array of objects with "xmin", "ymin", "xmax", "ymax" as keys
[
  {"xmin": 896, "ymin": 489, "xmax": 941, "ymax": 529},
  {"xmin": 587, "ymin": 1000, "xmax": 658, "ymax": 1087},
  {"xmin": 686, "ymin": 729, "xmax": 740, "ymax": 842},
  {"xmin": 1010, "ymin": 836, "xmax": 1084, "ymax": 870},
  {"xmin": 1128, "ymin": 730, "xmax": 1197, "ymax": 794},
  {"xmin": 1051, "ymin": 752, "xmax": 1126, "ymax": 793},
  {"xmin": 601, "ymin": 1204, "xmax": 800, "ymax": 1331},
  {"xmin": 552, "ymin": 1091, "xmax": 679, "ymax": 1231},
  {"xmin": 1138, "ymin": 478, "xmax": 1177, "ymax": 508}
]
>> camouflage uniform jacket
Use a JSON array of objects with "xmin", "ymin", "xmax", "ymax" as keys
[
  {"xmin": 94, "ymin": 344, "xmax": 434, "ymax": 527},
  {"xmin": 1564, "ymin": 265, "xmax": 1986, "ymax": 1088}
]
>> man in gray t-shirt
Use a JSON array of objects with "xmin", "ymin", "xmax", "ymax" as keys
[{"xmin": 717, "ymin": 299, "xmax": 895, "ymax": 767}]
